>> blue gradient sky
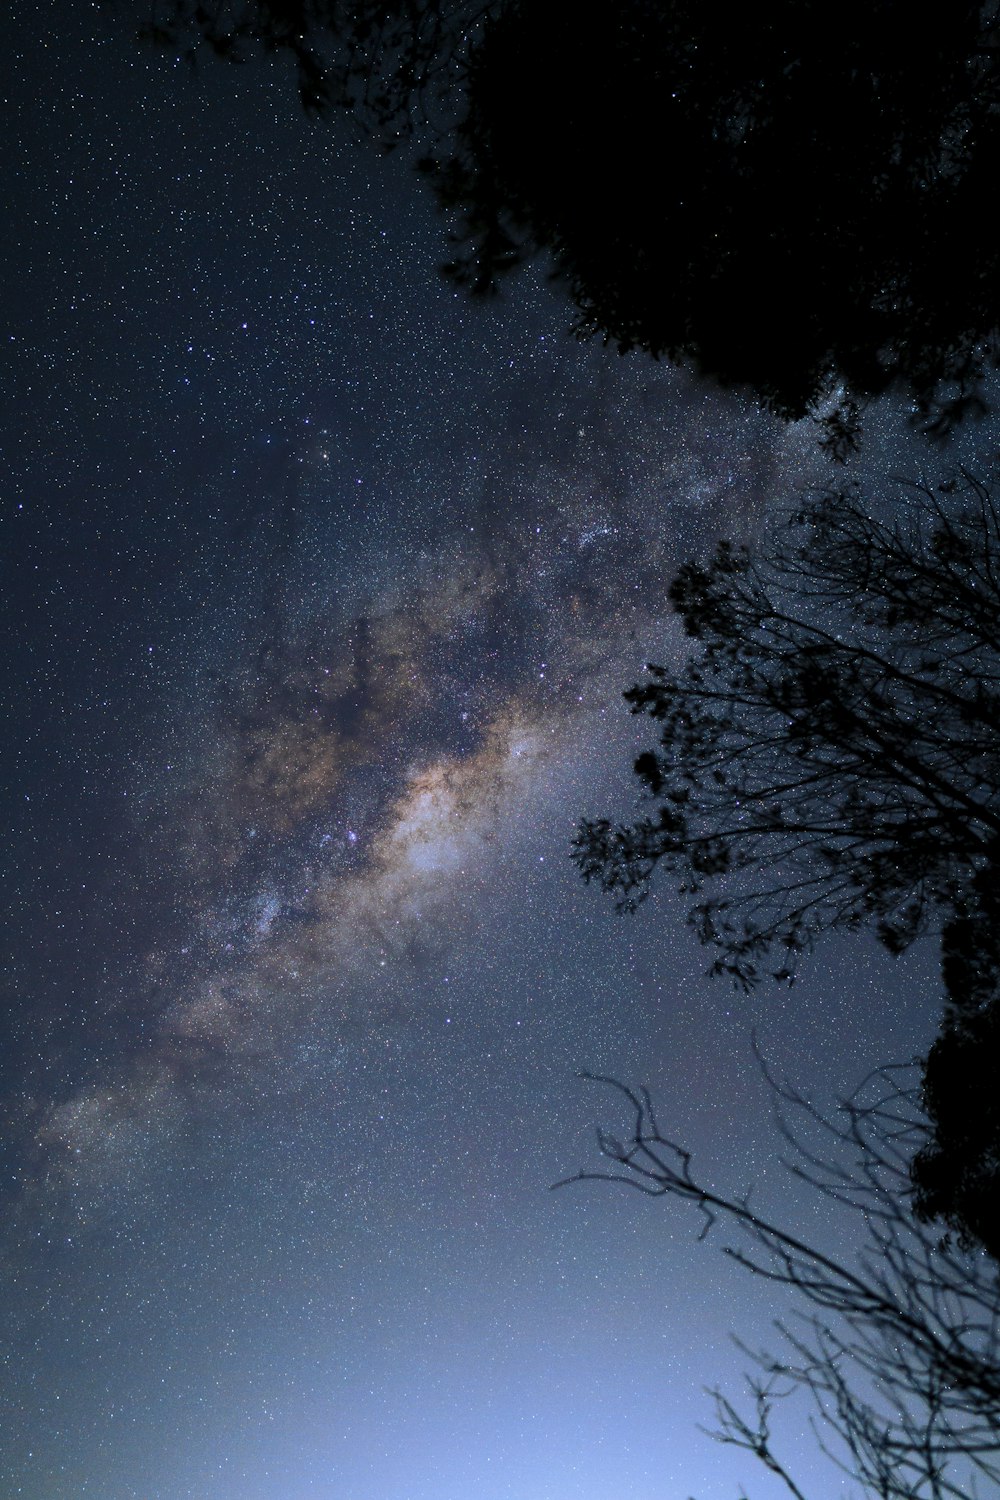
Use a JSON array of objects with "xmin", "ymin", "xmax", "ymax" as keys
[{"xmin": 0, "ymin": 6, "xmax": 958, "ymax": 1497}]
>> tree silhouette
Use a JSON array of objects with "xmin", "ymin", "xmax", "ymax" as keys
[
  {"xmin": 561, "ymin": 1067, "xmax": 1000, "ymax": 1500},
  {"xmin": 911, "ymin": 864, "xmax": 1000, "ymax": 1258},
  {"xmin": 427, "ymin": 0, "xmax": 1000, "ymax": 436},
  {"xmin": 129, "ymin": 0, "xmax": 491, "ymax": 132},
  {"xmin": 573, "ymin": 471, "xmax": 1000, "ymax": 1253},
  {"xmin": 125, "ymin": 0, "xmax": 1000, "ymax": 439}
]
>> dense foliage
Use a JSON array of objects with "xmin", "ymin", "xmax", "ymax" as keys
[
  {"xmin": 129, "ymin": 0, "xmax": 1000, "ymax": 435},
  {"xmin": 436, "ymin": 0, "xmax": 1000, "ymax": 433}
]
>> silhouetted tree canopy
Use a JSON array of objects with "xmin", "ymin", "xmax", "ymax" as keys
[
  {"xmin": 128, "ymin": 0, "xmax": 491, "ymax": 132},
  {"xmin": 914, "ymin": 994, "xmax": 1000, "ymax": 1258},
  {"xmin": 127, "ymin": 0, "xmax": 1000, "ymax": 438},
  {"xmin": 563, "ymin": 1066, "xmax": 1000, "ymax": 1500},
  {"xmin": 911, "ymin": 863, "xmax": 1000, "ymax": 1257},
  {"xmin": 574, "ymin": 473, "xmax": 1000, "ymax": 983},
  {"xmin": 434, "ymin": 0, "xmax": 1000, "ymax": 434},
  {"xmin": 573, "ymin": 471, "xmax": 1000, "ymax": 1254}
]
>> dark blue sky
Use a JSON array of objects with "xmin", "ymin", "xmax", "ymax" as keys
[{"xmin": 1, "ymin": 5, "xmax": 954, "ymax": 1497}]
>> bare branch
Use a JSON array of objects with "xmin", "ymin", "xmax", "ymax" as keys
[{"xmin": 559, "ymin": 1068, "xmax": 1000, "ymax": 1500}]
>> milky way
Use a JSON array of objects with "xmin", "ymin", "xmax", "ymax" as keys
[
  {"xmin": 1, "ymin": 9, "xmax": 946, "ymax": 1499},
  {"xmin": 25, "ymin": 357, "xmax": 799, "ymax": 1222}
]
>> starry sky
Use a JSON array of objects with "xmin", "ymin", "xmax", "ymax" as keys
[{"xmin": 0, "ymin": 6, "xmax": 969, "ymax": 1498}]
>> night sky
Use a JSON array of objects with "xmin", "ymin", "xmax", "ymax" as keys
[{"xmin": 0, "ymin": 6, "xmax": 972, "ymax": 1498}]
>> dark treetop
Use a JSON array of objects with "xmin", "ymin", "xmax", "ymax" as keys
[
  {"xmin": 130, "ymin": 0, "xmax": 1000, "ymax": 443},
  {"xmin": 432, "ymin": 0, "xmax": 1000, "ymax": 437}
]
